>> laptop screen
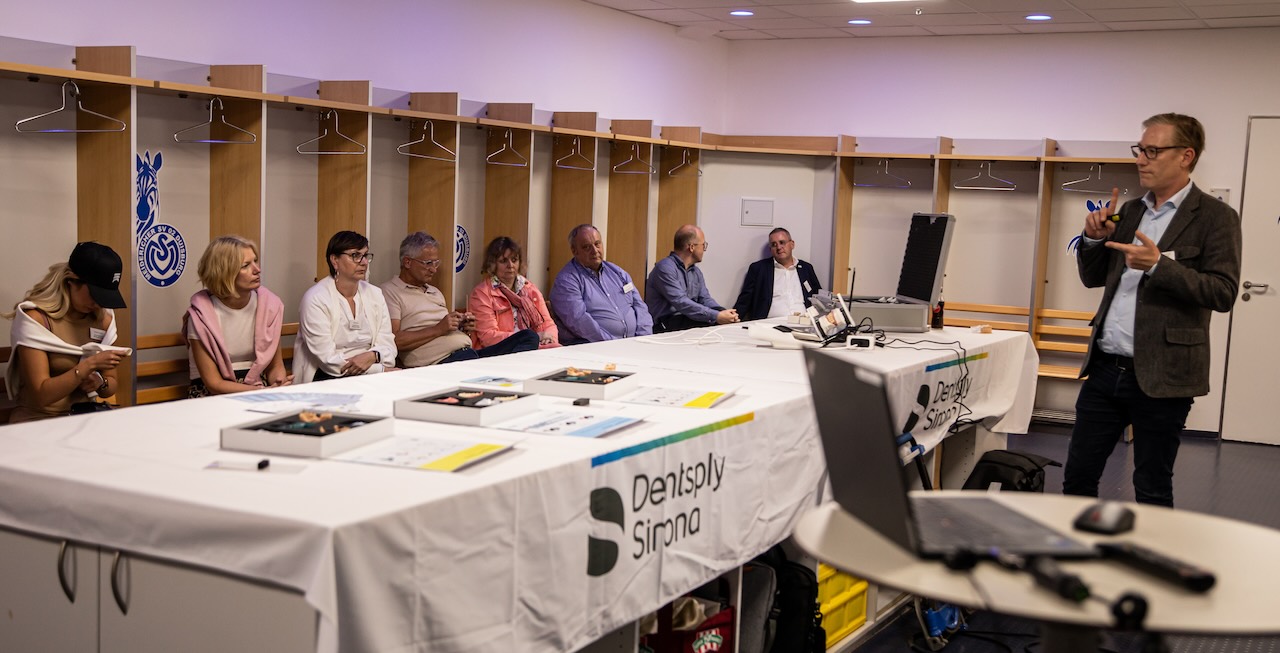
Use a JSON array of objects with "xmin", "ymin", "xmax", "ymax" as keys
[
  {"xmin": 804, "ymin": 348, "xmax": 918, "ymax": 552},
  {"xmin": 895, "ymin": 213, "xmax": 955, "ymax": 306}
]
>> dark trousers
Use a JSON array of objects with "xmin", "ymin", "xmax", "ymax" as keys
[
  {"xmin": 653, "ymin": 313, "xmax": 713, "ymax": 334},
  {"xmin": 438, "ymin": 329, "xmax": 539, "ymax": 364},
  {"xmin": 1062, "ymin": 352, "xmax": 1193, "ymax": 507}
]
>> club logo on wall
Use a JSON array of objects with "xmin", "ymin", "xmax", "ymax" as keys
[
  {"xmin": 135, "ymin": 151, "xmax": 188, "ymax": 287},
  {"xmin": 1066, "ymin": 198, "xmax": 1114, "ymax": 256},
  {"xmin": 455, "ymin": 225, "xmax": 470, "ymax": 273}
]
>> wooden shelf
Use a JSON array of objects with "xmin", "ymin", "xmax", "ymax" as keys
[
  {"xmin": 550, "ymin": 125, "xmax": 612, "ymax": 139},
  {"xmin": 835, "ymin": 151, "xmax": 934, "ymax": 160},
  {"xmin": 715, "ymin": 145, "xmax": 832, "ymax": 156},
  {"xmin": 0, "ymin": 61, "xmax": 150, "ymax": 87},
  {"xmin": 388, "ymin": 107, "xmax": 476, "ymax": 124},
  {"xmin": 148, "ymin": 80, "xmax": 283, "ymax": 103},
  {"xmin": 1042, "ymin": 156, "xmax": 1134, "ymax": 165},
  {"xmin": 611, "ymin": 132, "xmax": 665, "ymax": 145},
  {"xmin": 664, "ymin": 139, "xmax": 713, "ymax": 150},
  {"xmin": 936, "ymin": 154, "xmax": 1040, "ymax": 162},
  {"xmin": 283, "ymin": 95, "xmax": 393, "ymax": 115},
  {"xmin": 476, "ymin": 116, "xmax": 550, "ymax": 132}
]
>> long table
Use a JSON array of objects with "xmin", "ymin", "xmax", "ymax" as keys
[{"xmin": 0, "ymin": 325, "xmax": 1037, "ymax": 653}]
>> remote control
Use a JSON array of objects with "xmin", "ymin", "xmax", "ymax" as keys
[{"xmin": 1097, "ymin": 542, "xmax": 1216, "ymax": 593}]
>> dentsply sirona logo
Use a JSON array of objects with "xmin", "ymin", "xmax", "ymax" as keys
[
  {"xmin": 587, "ymin": 487, "xmax": 625, "ymax": 576},
  {"xmin": 901, "ymin": 384, "xmax": 929, "ymax": 435}
]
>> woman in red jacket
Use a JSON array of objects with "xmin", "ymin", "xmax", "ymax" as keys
[{"xmin": 467, "ymin": 237, "xmax": 559, "ymax": 350}]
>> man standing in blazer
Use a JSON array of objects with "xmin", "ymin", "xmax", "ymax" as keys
[
  {"xmin": 733, "ymin": 227, "xmax": 822, "ymax": 321},
  {"xmin": 1063, "ymin": 113, "xmax": 1242, "ymax": 508}
]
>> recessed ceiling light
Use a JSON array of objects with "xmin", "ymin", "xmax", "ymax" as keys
[
  {"xmin": 1026, "ymin": 14, "xmax": 1053, "ymax": 21},
  {"xmin": 729, "ymin": 10, "xmax": 754, "ymax": 16},
  {"xmin": 848, "ymin": 19, "xmax": 872, "ymax": 25}
]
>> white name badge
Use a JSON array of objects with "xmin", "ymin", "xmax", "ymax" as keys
[
  {"xmin": 622, "ymin": 282, "xmax": 636, "ymax": 294},
  {"xmin": 802, "ymin": 280, "xmax": 813, "ymax": 292},
  {"xmin": 89, "ymin": 328, "xmax": 107, "ymax": 343}
]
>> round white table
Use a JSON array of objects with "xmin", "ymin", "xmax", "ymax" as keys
[{"xmin": 794, "ymin": 492, "xmax": 1280, "ymax": 652}]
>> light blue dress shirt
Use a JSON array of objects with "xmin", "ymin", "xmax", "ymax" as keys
[{"xmin": 1090, "ymin": 181, "xmax": 1194, "ymax": 357}]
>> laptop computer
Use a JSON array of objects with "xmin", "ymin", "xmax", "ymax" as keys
[
  {"xmin": 804, "ymin": 348, "xmax": 1096, "ymax": 559},
  {"xmin": 845, "ymin": 213, "xmax": 956, "ymax": 333}
]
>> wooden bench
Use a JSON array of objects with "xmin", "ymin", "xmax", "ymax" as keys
[
  {"xmin": 135, "ymin": 323, "xmax": 298, "ymax": 405},
  {"xmin": 942, "ymin": 302, "xmax": 1093, "ymax": 381}
]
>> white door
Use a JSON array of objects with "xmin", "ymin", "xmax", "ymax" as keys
[{"xmin": 1222, "ymin": 116, "xmax": 1280, "ymax": 443}]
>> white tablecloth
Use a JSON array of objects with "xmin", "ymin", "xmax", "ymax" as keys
[{"xmin": 0, "ymin": 326, "xmax": 1036, "ymax": 653}]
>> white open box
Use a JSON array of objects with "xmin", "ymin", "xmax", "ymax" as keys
[
  {"xmin": 523, "ymin": 368, "xmax": 638, "ymax": 400},
  {"xmin": 220, "ymin": 411, "xmax": 393, "ymax": 458},
  {"xmin": 394, "ymin": 387, "xmax": 538, "ymax": 426}
]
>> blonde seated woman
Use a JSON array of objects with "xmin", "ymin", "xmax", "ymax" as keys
[
  {"xmin": 184, "ymin": 236, "xmax": 289, "ymax": 397},
  {"xmin": 4, "ymin": 242, "xmax": 129, "ymax": 423}
]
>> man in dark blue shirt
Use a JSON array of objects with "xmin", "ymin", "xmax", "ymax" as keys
[{"xmin": 645, "ymin": 225, "xmax": 739, "ymax": 333}]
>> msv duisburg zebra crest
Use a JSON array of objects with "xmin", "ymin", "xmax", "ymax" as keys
[{"xmin": 135, "ymin": 151, "xmax": 188, "ymax": 288}]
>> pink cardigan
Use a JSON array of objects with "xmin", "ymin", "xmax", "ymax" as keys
[
  {"xmin": 467, "ymin": 277, "xmax": 560, "ymax": 349},
  {"xmin": 183, "ymin": 287, "xmax": 285, "ymax": 386}
]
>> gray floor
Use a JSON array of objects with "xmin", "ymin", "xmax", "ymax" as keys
[{"xmin": 851, "ymin": 426, "xmax": 1280, "ymax": 653}]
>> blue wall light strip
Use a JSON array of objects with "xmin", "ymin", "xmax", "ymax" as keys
[{"xmin": 591, "ymin": 413, "xmax": 755, "ymax": 467}]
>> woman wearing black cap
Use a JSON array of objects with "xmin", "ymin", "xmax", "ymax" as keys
[{"xmin": 4, "ymin": 242, "xmax": 130, "ymax": 423}]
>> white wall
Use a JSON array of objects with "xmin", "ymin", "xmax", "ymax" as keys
[
  {"xmin": 5, "ymin": 13, "xmax": 1276, "ymax": 430},
  {"xmin": 0, "ymin": 0, "xmax": 729, "ymax": 130},
  {"xmin": 719, "ymin": 29, "xmax": 1280, "ymax": 432},
  {"xmin": 696, "ymin": 151, "xmax": 832, "ymax": 308}
]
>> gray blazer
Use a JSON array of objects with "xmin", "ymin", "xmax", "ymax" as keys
[{"xmin": 1077, "ymin": 184, "xmax": 1242, "ymax": 398}]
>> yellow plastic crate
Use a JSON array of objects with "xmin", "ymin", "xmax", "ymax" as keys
[{"xmin": 818, "ymin": 564, "xmax": 868, "ymax": 648}]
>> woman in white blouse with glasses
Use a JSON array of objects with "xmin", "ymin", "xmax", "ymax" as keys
[{"xmin": 293, "ymin": 230, "xmax": 397, "ymax": 384}]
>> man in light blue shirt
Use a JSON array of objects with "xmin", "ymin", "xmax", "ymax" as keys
[
  {"xmin": 550, "ymin": 224, "xmax": 652, "ymax": 342},
  {"xmin": 645, "ymin": 225, "xmax": 739, "ymax": 333},
  {"xmin": 1064, "ymin": 113, "xmax": 1242, "ymax": 508}
]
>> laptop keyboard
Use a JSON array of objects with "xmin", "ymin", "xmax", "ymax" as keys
[{"xmin": 912, "ymin": 496, "xmax": 1091, "ymax": 555}]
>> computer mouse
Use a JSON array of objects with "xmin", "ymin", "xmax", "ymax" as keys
[{"xmin": 1073, "ymin": 501, "xmax": 1136, "ymax": 535}]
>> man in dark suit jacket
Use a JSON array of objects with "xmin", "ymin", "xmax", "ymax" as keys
[
  {"xmin": 1063, "ymin": 113, "xmax": 1242, "ymax": 507},
  {"xmin": 733, "ymin": 228, "xmax": 822, "ymax": 321}
]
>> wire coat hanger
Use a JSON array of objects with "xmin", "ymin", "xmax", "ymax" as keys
[
  {"xmin": 612, "ymin": 141, "xmax": 654, "ymax": 175},
  {"xmin": 554, "ymin": 135, "xmax": 595, "ymax": 171},
  {"xmin": 296, "ymin": 110, "xmax": 366, "ymax": 155},
  {"xmin": 954, "ymin": 161, "xmax": 1016, "ymax": 191},
  {"xmin": 397, "ymin": 119, "xmax": 456, "ymax": 162},
  {"xmin": 485, "ymin": 128, "xmax": 528, "ymax": 167},
  {"xmin": 667, "ymin": 147, "xmax": 701, "ymax": 177},
  {"xmin": 173, "ymin": 97, "xmax": 257, "ymax": 144},
  {"xmin": 854, "ymin": 159, "xmax": 910, "ymax": 188},
  {"xmin": 15, "ymin": 80, "xmax": 127, "ymax": 133},
  {"xmin": 1061, "ymin": 163, "xmax": 1127, "ymax": 196}
]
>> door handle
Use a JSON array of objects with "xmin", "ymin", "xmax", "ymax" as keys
[
  {"xmin": 1243, "ymin": 281, "xmax": 1269, "ymax": 291},
  {"xmin": 110, "ymin": 550, "xmax": 130, "ymax": 615},
  {"xmin": 57, "ymin": 540, "xmax": 76, "ymax": 604}
]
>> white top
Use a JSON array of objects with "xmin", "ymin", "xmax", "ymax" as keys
[
  {"xmin": 767, "ymin": 260, "xmax": 807, "ymax": 318},
  {"xmin": 188, "ymin": 292, "xmax": 257, "ymax": 378},
  {"xmin": 292, "ymin": 276, "xmax": 397, "ymax": 384},
  {"xmin": 795, "ymin": 494, "xmax": 1280, "ymax": 635}
]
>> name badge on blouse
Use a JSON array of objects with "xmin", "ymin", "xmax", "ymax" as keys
[
  {"xmin": 802, "ymin": 280, "xmax": 813, "ymax": 292},
  {"xmin": 622, "ymin": 282, "xmax": 636, "ymax": 294},
  {"xmin": 89, "ymin": 328, "xmax": 106, "ymax": 343}
]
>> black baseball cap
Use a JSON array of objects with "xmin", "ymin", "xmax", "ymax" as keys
[{"xmin": 68, "ymin": 242, "xmax": 127, "ymax": 309}]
